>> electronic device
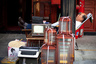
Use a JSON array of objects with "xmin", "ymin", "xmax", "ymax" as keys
[
  {"xmin": 18, "ymin": 46, "xmax": 41, "ymax": 64},
  {"xmin": 18, "ymin": 46, "xmax": 40, "ymax": 58},
  {"xmin": 32, "ymin": 24, "xmax": 51, "ymax": 36},
  {"xmin": 32, "ymin": 16, "xmax": 43, "ymax": 24}
]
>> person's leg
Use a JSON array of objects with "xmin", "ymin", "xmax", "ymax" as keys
[
  {"xmin": 18, "ymin": 22, "xmax": 24, "ymax": 29},
  {"xmin": 19, "ymin": 20, "xmax": 25, "ymax": 25},
  {"xmin": 18, "ymin": 17, "xmax": 25, "ymax": 25}
]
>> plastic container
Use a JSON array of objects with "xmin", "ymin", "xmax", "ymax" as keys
[{"xmin": 8, "ymin": 39, "xmax": 26, "ymax": 58}]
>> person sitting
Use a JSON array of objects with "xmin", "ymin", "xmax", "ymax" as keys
[
  {"xmin": 51, "ymin": 12, "xmax": 87, "ymax": 30},
  {"xmin": 18, "ymin": 13, "xmax": 87, "ymax": 30},
  {"xmin": 75, "ymin": 12, "xmax": 87, "ymax": 30}
]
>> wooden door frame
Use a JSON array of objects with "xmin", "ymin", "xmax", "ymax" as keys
[
  {"xmin": 84, "ymin": 0, "xmax": 96, "ymax": 32},
  {"xmin": 33, "ymin": 1, "xmax": 51, "ymax": 21}
]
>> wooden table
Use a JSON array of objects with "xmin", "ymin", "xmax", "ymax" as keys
[{"xmin": 26, "ymin": 32, "xmax": 44, "ymax": 47}]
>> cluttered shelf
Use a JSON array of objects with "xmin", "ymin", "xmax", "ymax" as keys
[
  {"xmin": 25, "ymin": 32, "xmax": 44, "ymax": 46},
  {"xmin": 26, "ymin": 32, "xmax": 44, "ymax": 40}
]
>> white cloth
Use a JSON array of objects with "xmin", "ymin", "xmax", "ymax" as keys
[
  {"xmin": 75, "ymin": 21, "xmax": 81, "ymax": 30},
  {"xmin": 52, "ymin": 21, "xmax": 82, "ymax": 30},
  {"xmin": 51, "ymin": 22, "xmax": 59, "ymax": 27}
]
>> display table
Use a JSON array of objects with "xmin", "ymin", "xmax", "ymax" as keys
[{"xmin": 26, "ymin": 32, "xmax": 44, "ymax": 47}]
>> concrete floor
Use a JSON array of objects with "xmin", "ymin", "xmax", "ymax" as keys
[
  {"xmin": 74, "ymin": 36, "xmax": 96, "ymax": 64},
  {"xmin": 0, "ymin": 33, "xmax": 96, "ymax": 64},
  {"xmin": 0, "ymin": 33, "xmax": 26, "ymax": 57}
]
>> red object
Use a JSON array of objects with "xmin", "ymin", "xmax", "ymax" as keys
[
  {"xmin": 76, "ymin": 5, "xmax": 80, "ymax": 10},
  {"xmin": 79, "ymin": 24, "xmax": 84, "ymax": 37},
  {"xmin": 79, "ymin": 0, "xmax": 85, "ymax": 13},
  {"xmin": 75, "ymin": 0, "xmax": 85, "ymax": 39},
  {"xmin": 75, "ymin": 28, "xmax": 80, "ymax": 39},
  {"xmin": 51, "ymin": 0, "xmax": 60, "ymax": 5},
  {"xmin": 78, "ymin": 0, "xmax": 85, "ymax": 38},
  {"xmin": 59, "ymin": 5, "xmax": 61, "ymax": 9}
]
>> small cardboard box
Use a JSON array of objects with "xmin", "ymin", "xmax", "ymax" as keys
[{"xmin": 1, "ymin": 57, "xmax": 19, "ymax": 64}]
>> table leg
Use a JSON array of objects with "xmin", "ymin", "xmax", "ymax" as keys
[
  {"xmin": 39, "ymin": 40, "xmax": 40, "ymax": 47},
  {"xmin": 27, "ymin": 40, "xmax": 28, "ymax": 46}
]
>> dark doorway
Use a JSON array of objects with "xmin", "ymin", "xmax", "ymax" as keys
[
  {"xmin": 24, "ymin": 0, "xmax": 32, "ymax": 23},
  {"xmin": 7, "ymin": 0, "xmax": 19, "ymax": 26},
  {"xmin": 6, "ymin": 0, "xmax": 32, "ymax": 31}
]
